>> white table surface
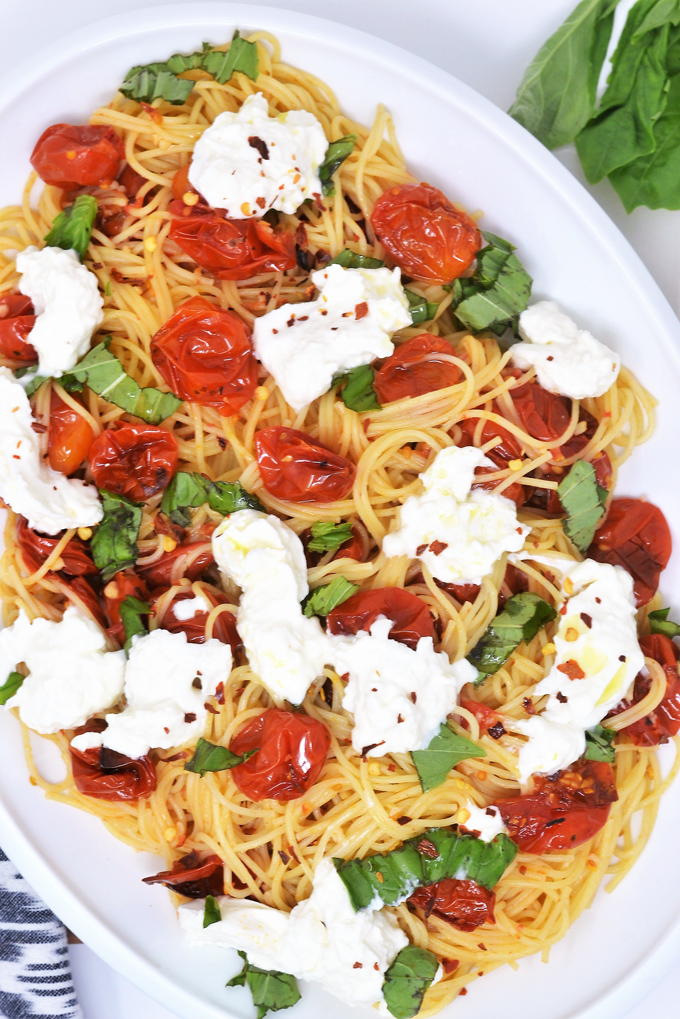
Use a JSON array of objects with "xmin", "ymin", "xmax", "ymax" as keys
[{"xmin": 1, "ymin": 1, "xmax": 679, "ymax": 1017}]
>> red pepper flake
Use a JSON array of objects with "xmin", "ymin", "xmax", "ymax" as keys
[
  {"xmin": 375, "ymin": 872, "xmax": 384, "ymax": 883},
  {"xmin": 580, "ymin": 612, "xmax": 593, "ymax": 628},
  {"xmin": 217, "ymin": 436, "xmax": 227, "ymax": 450},
  {"xmin": 388, "ymin": 763, "xmax": 396, "ymax": 772},
  {"xmin": 373, "ymin": 962, "xmax": 379, "ymax": 971},
  {"xmin": 442, "ymin": 959, "xmax": 458, "ymax": 974},
  {"xmin": 355, "ymin": 301, "xmax": 369, "ymax": 320},
  {"xmin": 205, "ymin": 703, "xmax": 219, "ymax": 714},
  {"xmin": 556, "ymin": 691, "xmax": 568, "ymax": 703},
  {"xmin": 519, "ymin": 865, "xmax": 527, "ymax": 875},
  {"xmin": 595, "ymin": 596, "xmax": 602, "ymax": 604},
  {"xmin": 31, "ymin": 422, "xmax": 48, "ymax": 434},
  {"xmin": 397, "ymin": 714, "xmax": 404, "ymax": 723},
  {"xmin": 416, "ymin": 838, "xmax": 439, "ymax": 859},
  {"xmin": 487, "ymin": 721, "xmax": 506, "ymax": 739},
  {"xmin": 163, "ymin": 726, "xmax": 170, "ymax": 734},
  {"xmin": 557, "ymin": 660, "xmax": 586, "ymax": 680},
  {"xmin": 183, "ymin": 712, "xmax": 197, "ymax": 723},
  {"xmin": 523, "ymin": 697, "xmax": 536, "ymax": 715},
  {"xmin": 255, "ymin": 196, "xmax": 266, "ymax": 209},
  {"xmin": 560, "ymin": 603, "xmax": 568, "ymax": 615},
  {"xmin": 459, "ymin": 988, "xmax": 468, "ymax": 997},
  {"xmin": 353, "ymin": 962, "xmax": 363, "ymax": 969},
  {"xmin": 410, "ymin": 692, "xmax": 417, "ymax": 704},
  {"xmin": 361, "ymin": 741, "xmax": 385, "ymax": 759},
  {"xmin": 362, "ymin": 418, "xmax": 371, "ymax": 435},
  {"xmin": 278, "ymin": 850, "xmax": 290, "ymax": 865},
  {"xmin": 416, "ymin": 543, "xmax": 428, "ymax": 556},
  {"xmin": 397, "ymin": 815, "xmax": 412, "ymax": 825},
  {"xmin": 161, "ymin": 751, "xmax": 188, "ymax": 762},
  {"xmin": 287, "ymin": 316, "xmax": 296, "ymax": 327},
  {"xmin": 215, "ymin": 682, "xmax": 225, "ymax": 704},
  {"xmin": 429, "ymin": 540, "xmax": 448, "ymax": 556},
  {"xmin": 477, "ymin": 943, "xmax": 487, "ymax": 951}
]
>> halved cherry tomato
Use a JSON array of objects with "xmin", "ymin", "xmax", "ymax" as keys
[
  {"xmin": 494, "ymin": 759, "xmax": 618, "ymax": 853},
  {"xmin": 587, "ymin": 498, "xmax": 671, "ymax": 607},
  {"xmin": 171, "ymin": 165, "xmax": 197, "ymax": 202},
  {"xmin": 30, "ymin": 123, "xmax": 124, "ymax": 190},
  {"xmin": 409, "ymin": 878, "xmax": 495, "ymax": 931},
  {"xmin": 255, "ymin": 426, "xmax": 355, "ymax": 503},
  {"xmin": 117, "ymin": 162, "xmax": 147, "ymax": 199},
  {"xmin": 88, "ymin": 423, "xmax": 179, "ymax": 502},
  {"xmin": 458, "ymin": 412, "xmax": 523, "ymax": 464},
  {"xmin": 103, "ymin": 570, "xmax": 149, "ymax": 645},
  {"xmin": 170, "ymin": 213, "xmax": 296, "ymax": 281},
  {"xmin": 15, "ymin": 516, "xmax": 97, "ymax": 576},
  {"xmin": 327, "ymin": 587, "xmax": 436, "ymax": 650},
  {"xmin": 471, "ymin": 466, "xmax": 526, "ymax": 509},
  {"xmin": 370, "ymin": 183, "xmax": 481, "ymax": 283},
  {"xmin": 150, "ymin": 297, "xmax": 257, "ymax": 415},
  {"xmin": 70, "ymin": 720, "xmax": 156, "ymax": 802},
  {"xmin": 142, "ymin": 850, "xmax": 224, "ymax": 898},
  {"xmin": 151, "ymin": 587, "xmax": 240, "ymax": 650},
  {"xmin": 511, "ymin": 380, "xmax": 573, "ymax": 443},
  {"xmin": 229, "ymin": 708, "xmax": 331, "ymax": 802},
  {"xmin": 372, "ymin": 334, "xmax": 460, "ymax": 404},
  {"xmin": 137, "ymin": 542, "xmax": 215, "ymax": 588},
  {"xmin": 47, "ymin": 391, "xmax": 96, "ymax": 475},
  {"xmin": 438, "ymin": 562, "xmax": 528, "ymax": 609},
  {"xmin": 0, "ymin": 294, "xmax": 37, "ymax": 362},
  {"xmin": 610, "ymin": 634, "xmax": 680, "ymax": 746},
  {"xmin": 459, "ymin": 698, "xmax": 504, "ymax": 733},
  {"xmin": 56, "ymin": 575, "xmax": 107, "ymax": 627},
  {"xmin": 334, "ymin": 525, "xmax": 364, "ymax": 562}
]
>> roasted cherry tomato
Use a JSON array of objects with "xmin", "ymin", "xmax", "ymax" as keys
[
  {"xmin": 494, "ymin": 759, "xmax": 618, "ymax": 853},
  {"xmin": 103, "ymin": 570, "xmax": 149, "ymax": 645},
  {"xmin": 511, "ymin": 380, "xmax": 573, "ymax": 443},
  {"xmin": 255, "ymin": 426, "xmax": 355, "ymax": 503},
  {"xmin": 438, "ymin": 563, "xmax": 527, "ymax": 609},
  {"xmin": 327, "ymin": 587, "xmax": 436, "ymax": 650},
  {"xmin": 408, "ymin": 878, "xmax": 495, "ymax": 931},
  {"xmin": 70, "ymin": 720, "xmax": 156, "ymax": 802},
  {"xmin": 459, "ymin": 697, "xmax": 504, "ymax": 733},
  {"xmin": 88, "ymin": 423, "xmax": 179, "ymax": 502},
  {"xmin": 587, "ymin": 498, "xmax": 671, "ymax": 607},
  {"xmin": 372, "ymin": 334, "xmax": 460, "ymax": 404},
  {"xmin": 57, "ymin": 575, "xmax": 107, "ymax": 628},
  {"xmin": 142, "ymin": 850, "xmax": 224, "ymax": 899},
  {"xmin": 171, "ymin": 164, "xmax": 198, "ymax": 202},
  {"xmin": 137, "ymin": 542, "xmax": 215, "ymax": 588},
  {"xmin": 458, "ymin": 411, "xmax": 523, "ymax": 464},
  {"xmin": 229, "ymin": 708, "xmax": 331, "ymax": 802},
  {"xmin": 370, "ymin": 182, "xmax": 481, "ymax": 283},
  {"xmin": 30, "ymin": 123, "xmax": 124, "ymax": 190},
  {"xmin": 471, "ymin": 466, "xmax": 526, "ymax": 509},
  {"xmin": 151, "ymin": 587, "xmax": 240, "ymax": 650},
  {"xmin": 170, "ymin": 212, "xmax": 297, "ymax": 281},
  {"xmin": 150, "ymin": 296, "xmax": 258, "ymax": 415},
  {"xmin": 47, "ymin": 391, "xmax": 96, "ymax": 475},
  {"xmin": 0, "ymin": 294, "xmax": 37, "ymax": 362},
  {"xmin": 117, "ymin": 162, "xmax": 147, "ymax": 200},
  {"xmin": 611, "ymin": 634, "xmax": 680, "ymax": 746},
  {"xmin": 15, "ymin": 516, "xmax": 97, "ymax": 576}
]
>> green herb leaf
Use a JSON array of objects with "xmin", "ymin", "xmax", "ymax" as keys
[
  {"xmin": 44, "ymin": 195, "xmax": 98, "ymax": 261},
  {"xmin": 557, "ymin": 459, "xmax": 608, "ymax": 552},
  {"xmin": 0, "ymin": 671, "xmax": 24, "ymax": 706},
  {"xmin": 508, "ymin": 0, "xmax": 618, "ymax": 149},
  {"xmin": 203, "ymin": 894, "xmax": 221, "ymax": 928},
  {"xmin": 648, "ymin": 606, "xmax": 680, "ymax": 638},
  {"xmin": 160, "ymin": 471, "xmax": 264, "ymax": 527},
  {"xmin": 105, "ymin": 280, "xmax": 112, "ymax": 298},
  {"xmin": 120, "ymin": 65, "xmax": 195, "ymax": 105},
  {"xmin": 307, "ymin": 520, "xmax": 354, "ymax": 553},
  {"xmin": 328, "ymin": 249, "xmax": 385, "ymax": 269},
  {"xmin": 319, "ymin": 134, "xmax": 357, "ymax": 196},
  {"xmin": 467, "ymin": 592, "xmax": 557, "ymax": 681},
  {"xmin": 227, "ymin": 951, "xmax": 301, "ymax": 1019},
  {"xmin": 119, "ymin": 595, "xmax": 150, "ymax": 654},
  {"xmin": 71, "ymin": 340, "xmax": 182, "ymax": 424},
  {"xmin": 411, "ymin": 723, "xmax": 486, "ymax": 792},
  {"xmin": 201, "ymin": 32, "xmax": 259, "ymax": 84},
  {"xmin": 91, "ymin": 490, "xmax": 143, "ymax": 582},
  {"xmin": 404, "ymin": 289, "xmax": 439, "ymax": 325},
  {"xmin": 584, "ymin": 724, "xmax": 617, "ymax": 762},
  {"xmin": 334, "ymin": 364, "xmax": 381, "ymax": 412},
  {"xmin": 302, "ymin": 576, "xmax": 358, "ymax": 618},
  {"xmin": 184, "ymin": 738, "xmax": 258, "ymax": 777},
  {"xmin": 382, "ymin": 945, "xmax": 439, "ymax": 1019},
  {"xmin": 452, "ymin": 232, "xmax": 532, "ymax": 335}
]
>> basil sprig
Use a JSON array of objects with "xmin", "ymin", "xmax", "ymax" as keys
[
  {"xmin": 161, "ymin": 471, "xmax": 264, "ymax": 528},
  {"xmin": 302, "ymin": 576, "xmax": 358, "ymax": 618},
  {"xmin": 307, "ymin": 520, "xmax": 354, "ymax": 553},
  {"xmin": 382, "ymin": 945, "xmax": 439, "ymax": 1019},
  {"xmin": 328, "ymin": 249, "xmax": 385, "ymax": 269},
  {"xmin": 0, "ymin": 671, "xmax": 24, "ymax": 706},
  {"xmin": 15, "ymin": 366, "xmax": 83, "ymax": 398},
  {"xmin": 451, "ymin": 231, "xmax": 532, "ymax": 335},
  {"xmin": 648, "ymin": 607, "xmax": 680, "ymax": 639},
  {"xmin": 557, "ymin": 459, "xmax": 608, "ymax": 552},
  {"xmin": 319, "ymin": 135, "xmax": 356, "ymax": 196},
  {"xmin": 333, "ymin": 828, "xmax": 517, "ymax": 911},
  {"xmin": 333, "ymin": 364, "xmax": 381, "ymax": 412},
  {"xmin": 184, "ymin": 738, "xmax": 258, "ymax": 777},
  {"xmin": 404, "ymin": 288, "xmax": 438, "ymax": 325},
  {"xmin": 91, "ymin": 490, "xmax": 143, "ymax": 582},
  {"xmin": 70, "ymin": 340, "xmax": 182, "ymax": 424},
  {"xmin": 119, "ymin": 595, "xmax": 150, "ymax": 654},
  {"xmin": 584, "ymin": 724, "xmax": 616, "ymax": 762},
  {"xmin": 411, "ymin": 723, "xmax": 486, "ymax": 793},
  {"xmin": 227, "ymin": 951, "xmax": 301, "ymax": 1019},
  {"xmin": 203, "ymin": 894, "xmax": 221, "ymax": 928},
  {"xmin": 44, "ymin": 195, "xmax": 98, "ymax": 261},
  {"xmin": 467, "ymin": 592, "xmax": 557, "ymax": 681}
]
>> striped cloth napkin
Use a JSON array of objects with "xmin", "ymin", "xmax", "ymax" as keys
[{"xmin": 0, "ymin": 847, "xmax": 82, "ymax": 1019}]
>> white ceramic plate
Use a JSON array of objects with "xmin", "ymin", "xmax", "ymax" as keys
[{"xmin": 1, "ymin": 5, "xmax": 680, "ymax": 1019}]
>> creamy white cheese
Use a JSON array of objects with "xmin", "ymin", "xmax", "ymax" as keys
[
  {"xmin": 212, "ymin": 510, "xmax": 329, "ymax": 704},
  {"xmin": 0, "ymin": 368, "xmax": 102, "ymax": 534},
  {"xmin": 511, "ymin": 301, "xmax": 620, "ymax": 399},
  {"xmin": 515, "ymin": 559, "xmax": 643, "ymax": 782},
  {"xmin": 382, "ymin": 446, "xmax": 528, "ymax": 585},
  {"xmin": 16, "ymin": 246, "xmax": 104, "ymax": 378},
  {"xmin": 331, "ymin": 616, "xmax": 476, "ymax": 756},
  {"xmin": 1, "ymin": 607, "xmax": 125, "ymax": 733},
  {"xmin": 178, "ymin": 858, "xmax": 407, "ymax": 1010},
  {"xmin": 189, "ymin": 92, "xmax": 328, "ymax": 217},
  {"xmin": 172, "ymin": 595, "xmax": 211, "ymax": 621},
  {"xmin": 459, "ymin": 802, "xmax": 507, "ymax": 842},
  {"xmin": 253, "ymin": 264, "xmax": 411, "ymax": 411},
  {"xmin": 71, "ymin": 629, "xmax": 232, "ymax": 759}
]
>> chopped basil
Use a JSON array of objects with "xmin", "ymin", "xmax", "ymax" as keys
[
  {"xmin": 119, "ymin": 595, "xmax": 150, "ymax": 654},
  {"xmin": 319, "ymin": 134, "xmax": 357, "ymax": 196},
  {"xmin": 382, "ymin": 945, "xmax": 439, "ymax": 1019},
  {"xmin": 44, "ymin": 194, "xmax": 98, "ymax": 261},
  {"xmin": 328, "ymin": 249, "xmax": 385, "ymax": 269},
  {"xmin": 411, "ymin": 723, "xmax": 486, "ymax": 793},
  {"xmin": 91, "ymin": 490, "xmax": 143, "ymax": 582},
  {"xmin": 334, "ymin": 364, "xmax": 381, "ymax": 412},
  {"xmin": 404, "ymin": 288, "xmax": 438, "ymax": 325},
  {"xmin": 184, "ymin": 738, "xmax": 258, "ymax": 777},
  {"xmin": 0, "ymin": 671, "xmax": 24, "ymax": 706},
  {"xmin": 467, "ymin": 592, "xmax": 557, "ymax": 681},
  {"xmin": 70, "ymin": 340, "xmax": 182, "ymax": 424},
  {"xmin": 451, "ymin": 231, "xmax": 532, "ymax": 335},
  {"xmin": 584, "ymin": 724, "xmax": 616, "ymax": 763},
  {"xmin": 227, "ymin": 950, "xmax": 301, "ymax": 1019},
  {"xmin": 202, "ymin": 32, "xmax": 259, "ymax": 84},
  {"xmin": 15, "ymin": 366, "xmax": 82, "ymax": 398},
  {"xmin": 333, "ymin": 828, "xmax": 517, "ymax": 911},
  {"xmin": 160, "ymin": 471, "xmax": 264, "ymax": 528},
  {"xmin": 121, "ymin": 65, "xmax": 195, "ymax": 105},
  {"xmin": 648, "ymin": 607, "xmax": 680, "ymax": 639},
  {"xmin": 557, "ymin": 459, "xmax": 608, "ymax": 552},
  {"xmin": 307, "ymin": 521, "xmax": 354, "ymax": 553},
  {"xmin": 203, "ymin": 894, "xmax": 221, "ymax": 928},
  {"xmin": 301, "ymin": 576, "xmax": 358, "ymax": 618}
]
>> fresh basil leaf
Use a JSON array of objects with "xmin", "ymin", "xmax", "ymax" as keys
[
  {"xmin": 91, "ymin": 490, "xmax": 143, "ymax": 582},
  {"xmin": 206, "ymin": 479, "xmax": 265, "ymax": 517},
  {"xmin": 202, "ymin": 31, "xmax": 259, "ymax": 84},
  {"xmin": 634, "ymin": 0, "xmax": 680, "ymax": 38},
  {"xmin": 227, "ymin": 950, "xmax": 301, "ymax": 1019},
  {"xmin": 308, "ymin": 520, "xmax": 354, "ymax": 553},
  {"xmin": 121, "ymin": 65, "xmax": 195, "ymax": 105},
  {"xmin": 44, "ymin": 195, "xmax": 98, "ymax": 262},
  {"xmin": 467, "ymin": 592, "xmax": 557, "ymax": 681},
  {"xmin": 334, "ymin": 364, "xmax": 381, "ymax": 412},
  {"xmin": 382, "ymin": 945, "xmax": 439, "ymax": 1019},
  {"xmin": 160, "ymin": 471, "xmax": 264, "ymax": 527},
  {"xmin": 185, "ymin": 738, "xmax": 257, "ymax": 777},
  {"xmin": 0, "ymin": 671, "xmax": 24, "ymax": 706},
  {"xmin": 71, "ymin": 340, "xmax": 182, "ymax": 424},
  {"xmin": 15, "ymin": 365, "xmax": 84, "ymax": 397},
  {"xmin": 119, "ymin": 595, "xmax": 150, "ymax": 654},
  {"xmin": 509, "ymin": 0, "xmax": 618, "ymax": 149},
  {"xmin": 557, "ymin": 459, "xmax": 608, "ymax": 552},
  {"xmin": 302, "ymin": 576, "xmax": 358, "ymax": 618},
  {"xmin": 584, "ymin": 724, "xmax": 616, "ymax": 762},
  {"xmin": 411, "ymin": 723, "xmax": 486, "ymax": 793},
  {"xmin": 319, "ymin": 134, "xmax": 357, "ymax": 196},
  {"xmin": 648, "ymin": 606, "xmax": 680, "ymax": 638},
  {"xmin": 328, "ymin": 249, "xmax": 385, "ymax": 269},
  {"xmin": 404, "ymin": 288, "xmax": 439, "ymax": 325},
  {"xmin": 203, "ymin": 894, "xmax": 221, "ymax": 928},
  {"xmin": 165, "ymin": 42, "xmax": 212, "ymax": 74},
  {"xmin": 452, "ymin": 232, "xmax": 532, "ymax": 335}
]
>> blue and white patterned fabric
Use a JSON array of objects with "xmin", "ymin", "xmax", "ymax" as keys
[{"xmin": 0, "ymin": 847, "xmax": 82, "ymax": 1019}]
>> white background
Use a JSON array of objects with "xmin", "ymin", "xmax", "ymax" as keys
[{"xmin": 1, "ymin": 1, "xmax": 679, "ymax": 1017}]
